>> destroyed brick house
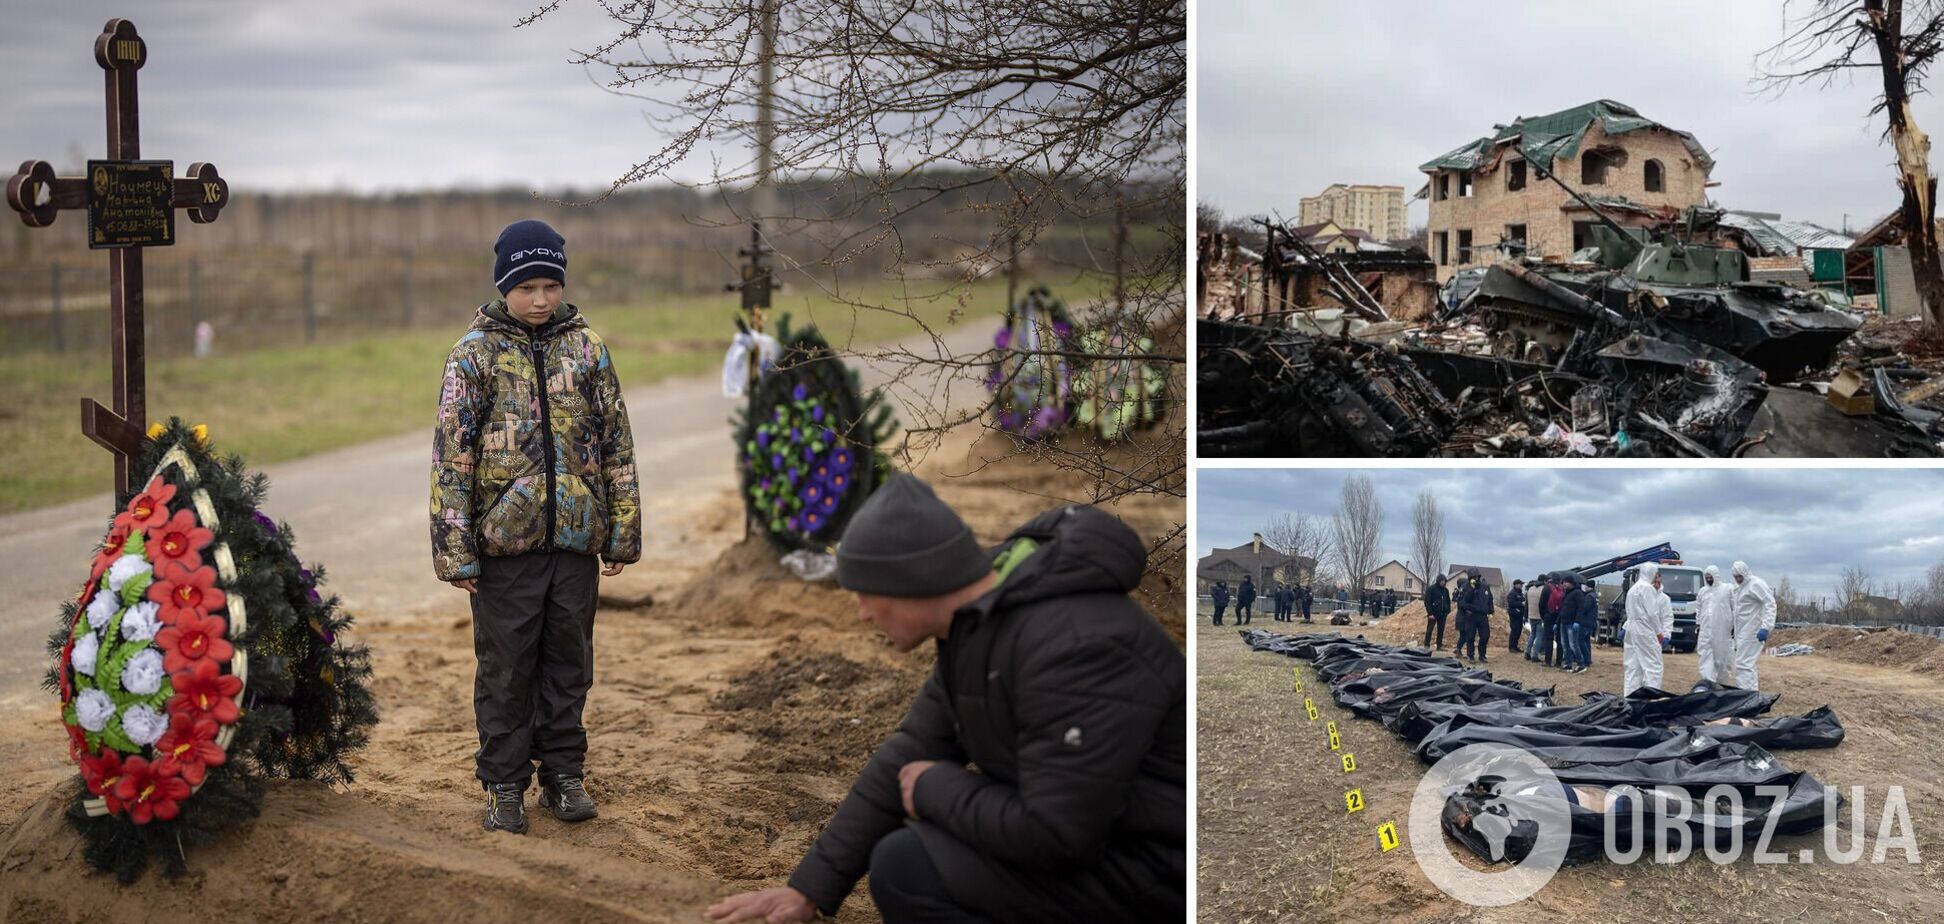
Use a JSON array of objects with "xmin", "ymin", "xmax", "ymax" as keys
[
  {"xmin": 1419, "ymin": 99, "xmax": 1712, "ymax": 282},
  {"xmin": 1196, "ymin": 225, "xmax": 1438, "ymax": 323}
]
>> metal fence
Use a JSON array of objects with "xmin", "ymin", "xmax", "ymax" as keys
[{"xmin": 0, "ymin": 246, "xmax": 754, "ymax": 358}]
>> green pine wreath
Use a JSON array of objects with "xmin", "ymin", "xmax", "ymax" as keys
[{"xmin": 45, "ymin": 418, "xmax": 378, "ymax": 881}]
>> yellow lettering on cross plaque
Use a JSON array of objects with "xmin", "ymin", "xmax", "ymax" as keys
[
  {"xmin": 1377, "ymin": 822, "xmax": 1399, "ymax": 852},
  {"xmin": 1327, "ymin": 721, "xmax": 1341, "ymax": 751},
  {"xmin": 1345, "ymin": 789, "xmax": 1364, "ymax": 813},
  {"xmin": 1304, "ymin": 698, "xmax": 1319, "ymax": 721},
  {"xmin": 1340, "ymin": 752, "xmax": 1356, "ymax": 773}
]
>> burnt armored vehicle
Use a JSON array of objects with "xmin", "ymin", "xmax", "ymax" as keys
[{"xmin": 1460, "ymin": 171, "xmax": 1860, "ymax": 382}]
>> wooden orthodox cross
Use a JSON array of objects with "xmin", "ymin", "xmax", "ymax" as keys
[{"xmin": 5, "ymin": 19, "xmax": 229, "ymax": 494}]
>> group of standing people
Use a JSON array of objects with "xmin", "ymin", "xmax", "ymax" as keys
[
  {"xmin": 1649, "ymin": 561, "xmax": 1777, "ymax": 695},
  {"xmin": 1511, "ymin": 572, "xmax": 1600, "ymax": 674},
  {"xmin": 1208, "ymin": 576, "xmax": 1316, "ymax": 625},
  {"xmin": 1420, "ymin": 570, "xmax": 1501, "ymax": 663}
]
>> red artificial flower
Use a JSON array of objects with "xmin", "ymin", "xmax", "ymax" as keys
[
  {"xmin": 91, "ymin": 520, "xmax": 133, "ymax": 582},
  {"xmin": 167, "ymin": 659, "xmax": 242, "ymax": 725},
  {"xmin": 146, "ymin": 508, "xmax": 213, "ymax": 571},
  {"xmin": 156, "ymin": 610, "xmax": 233, "ymax": 673},
  {"xmin": 154, "ymin": 713, "xmax": 226, "ymax": 786},
  {"xmin": 65, "ymin": 722, "xmax": 87, "ymax": 760},
  {"xmin": 148, "ymin": 560, "xmax": 226, "ymax": 625},
  {"xmin": 123, "ymin": 477, "xmax": 177, "ymax": 532},
  {"xmin": 77, "ymin": 748, "xmax": 128, "ymax": 815},
  {"xmin": 113, "ymin": 756, "xmax": 190, "ymax": 825}
]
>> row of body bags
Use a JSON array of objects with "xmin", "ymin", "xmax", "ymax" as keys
[{"xmin": 1240, "ymin": 629, "xmax": 1846, "ymax": 865}]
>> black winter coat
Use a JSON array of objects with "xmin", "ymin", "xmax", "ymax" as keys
[
  {"xmin": 1238, "ymin": 580, "xmax": 1256, "ymax": 606},
  {"xmin": 1211, "ymin": 585, "xmax": 1229, "ymax": 607},
  {"xmin": 1424, "ymin": 583, "xmax": 1451, "ymax": 617},
  {"xmin": 787, "ymin": 504, "xmax": 1186, "ymax": 922},
  {"xmin": 1458, "ymin": 581, "xmax": 1493, "ymax": 618},
  {"xmin": 1506, "ymin": 587, "xmax": 1527, "ymax": 620},
  {"xmin": 1577, "ymin": 587, "xmax": 1602, "ymax": 628}
]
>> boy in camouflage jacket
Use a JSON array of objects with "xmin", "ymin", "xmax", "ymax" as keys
[{"xmin": 431, "ymin": 219, "xmax": 640, "ymax": 834}]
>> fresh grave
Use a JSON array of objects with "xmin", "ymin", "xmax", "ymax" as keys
[{"xmin": 50, "ymin": 419, "xmax": 378, "ymax": 880}]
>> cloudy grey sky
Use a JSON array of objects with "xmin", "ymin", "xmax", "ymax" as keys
[
  {"xmin": 1198, "ymin": 468, "xmax": 1944, "ymax": 605},
  {"xmin": 1197, "ymin": 0, "xmax": 1923, "ymax": 234},
  {"xmin": 1, "ymin": 1, "xmax": 737, "ymax": 192}
]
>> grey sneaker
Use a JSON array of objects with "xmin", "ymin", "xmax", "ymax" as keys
[
  {"xmin": 539, "ymin": 776, "xmax": 598, "ymax": 822},
  {"xmin": 484, "ymin": 782, "xmax": 528, "ymax": 834}
]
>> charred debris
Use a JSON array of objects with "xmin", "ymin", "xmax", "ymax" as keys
[{"xmin": 1199, "ymin": 182, "xmax": 1944, "ymax": 458}]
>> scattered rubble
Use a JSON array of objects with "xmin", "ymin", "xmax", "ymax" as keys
[{"xmin": 1199, "ymin": 207, "xmax": 1944, "ymax": 457}]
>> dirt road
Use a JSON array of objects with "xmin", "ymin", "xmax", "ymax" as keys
[
  {"xmin": 1196, "ymin": 605, "xmax": 1944, "ymax": 924},
  {"xmin": 0, "ymin": 320, "xmax": 1185, "ymax": 922}
]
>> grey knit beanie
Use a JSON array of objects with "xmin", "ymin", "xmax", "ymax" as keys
[{"xmin": 835, "ymin": 474, "xmax": 989, "ymax": 597}]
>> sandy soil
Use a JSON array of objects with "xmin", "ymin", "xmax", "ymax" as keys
[
  {"xmin": 1196, "ymin": 602, "xmax": 1944, "ymax": 924},
  {"xmin": 0, "ymin": 428, "xmax": 1183, "ymax": 923}
]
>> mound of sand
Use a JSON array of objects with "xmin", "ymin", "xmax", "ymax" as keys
[{"xmin": 1770, "ymin": 625, "xmax": 1944, "ymax": 675}]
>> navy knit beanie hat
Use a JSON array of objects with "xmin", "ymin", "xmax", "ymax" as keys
[{"xmin": 493, "ymin": 219, "xmax": 567, "ymax": 294}]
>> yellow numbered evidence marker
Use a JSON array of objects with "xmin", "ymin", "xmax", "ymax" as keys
[
  {"xmin": 1340, "ymin": 752, "xmax": 1356, "ymax": 773},
  {"xmin": 1293, "ymin": 668, "xmax": 1303, "ymax": 692},
  {"xmin": 1377, "ymin": 821, "xmax": 1400, "ymax": 852},
  {"xmin": 1327, "ymin": 721, "xmax": 1341, "ymax": 752},
  {"xmin": 1304, "ymin": 698, "xmax": 1319, "ymax": 721},
  {"xmin": 1345, "ymin": 788, "xmax": 1364, "ymax": 814}
]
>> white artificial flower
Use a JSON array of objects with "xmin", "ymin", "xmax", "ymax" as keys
[
  {"xmin": 120, "ymin": 601, "xmax": 163, "ymax": 643},
  {"xmin": 75, "ymin": 689, "xmax": 114, "ymax": 731},
  {"xmin": 85, "ymin": 590, "xmax": 121, "ymax": 631},
  {"xmin": 122, "ymin": 704, "xmax": 168, "ymax": 747},
  {"xmin": 70, "ymin": 632, "xmax": 100, "ymax": 676},
  {"xmin": 122, "ymin": 649, "xmax": 165, "ymax": 695},
  {"xmin": 106, "ymin": 554, "xmax": 152, "ymax": 593}
]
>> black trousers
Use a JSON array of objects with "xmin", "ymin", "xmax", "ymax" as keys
[
  {"xmin": 1212, "ymin": 603, "xmax": 1226, "ymax": 625},
  {"xmin": 1237, "ymin": 602, "xmax": 1252, "ymax": 624},
  {"xmin": 1507, "ymin": 613, "xmax": 1525, "ymax": 650},
  {"xmin": 471, "ymin": 550, "xmax": 600, "ymax": 788},
  {"xmin": 869, "ymin": 828, "xmax": 993, "ymax": 924},
  {"xmin": 1424, "ymin": 612, "xmax": 1447, "ymax": 648}
]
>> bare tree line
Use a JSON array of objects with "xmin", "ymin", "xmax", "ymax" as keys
[{"xmin": 512, "ymin": 0, "xmax": 1188, "ymax": 585}]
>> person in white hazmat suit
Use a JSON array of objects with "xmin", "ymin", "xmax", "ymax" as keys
[
  {"xmin": 1730, "ymin": 561, "xmax": 1778, "ymax": 689},
  {"xmin": 1694, "ymin": 566, "xmax": 1737, "ymax": 685},
  {"xmin": 1623, "ymin": 562, "xmax": 1675, "ymax": 695}
]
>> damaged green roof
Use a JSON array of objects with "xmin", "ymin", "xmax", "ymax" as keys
[{"xmin": 1419, "ymin": 100, "xmax": 1714, "ymax": 176}]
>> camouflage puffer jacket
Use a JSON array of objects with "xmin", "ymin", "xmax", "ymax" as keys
[{"xmin": 431, "ymin": 301, "xmax": 640, "ymax": 581}]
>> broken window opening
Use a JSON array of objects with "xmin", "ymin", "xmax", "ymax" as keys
[
  {"xmin": 1457, "ymin": 171, "xmax": 1473, "ymax": 198},
  {"xmin": 1434, "ymin": 174, "xmax": 1450, "ymax": 201},
  {"xmin": 1507, "ymin": 159, "xmax": 1527, "ymax": 192},
  {"xmin": 1457, "ymin": 229, "xmax": 1473, "ymax": 264},
  {"xmin": 1504, "ymin": 224, "xmax": 1528, "ymax": 255},
  {"xmin": 1644, "ymin": 159, "xmax": 1664, "ymax": 193},
  {"xmin": 1572, "ymin": 220, "xmax": 1597, "ymax": 254},
  {"xmin": 1581, "ymin": 147, "xmax": 1625, "ymax": 186},
  {"xmin": 1433, "ymin": 231, "xmax": 1449, "ymax": 266}
]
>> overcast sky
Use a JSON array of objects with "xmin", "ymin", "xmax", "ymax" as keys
[
  {"xmin": 1197, "ymin": 0, "xmax": 1924, "ymax": 234},
  {"xmin": 1198, "ymin": 468, "xmax": 1944, "ymax": 605},
  {"xmin": 0, "ymin": 1, "xmax": 736, "ymax": 192}
]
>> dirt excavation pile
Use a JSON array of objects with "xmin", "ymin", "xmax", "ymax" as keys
[
  {"xmin": 1771, "ymin": 625, "xmax": 1944, "ymax": 676},
  {"xmin": 0, "ymin": 435, "xmax": 1183, "ymax": 922}
]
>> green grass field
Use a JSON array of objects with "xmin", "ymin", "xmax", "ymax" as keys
[{"xmin": 0, "ymin": 276, "xmax": 1020, "ymax": 514}]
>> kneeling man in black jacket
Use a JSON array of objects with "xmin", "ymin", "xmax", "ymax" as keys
[{"xmin": 706, "ymin": 474, "xmax": 1187, "ymax": 924}]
